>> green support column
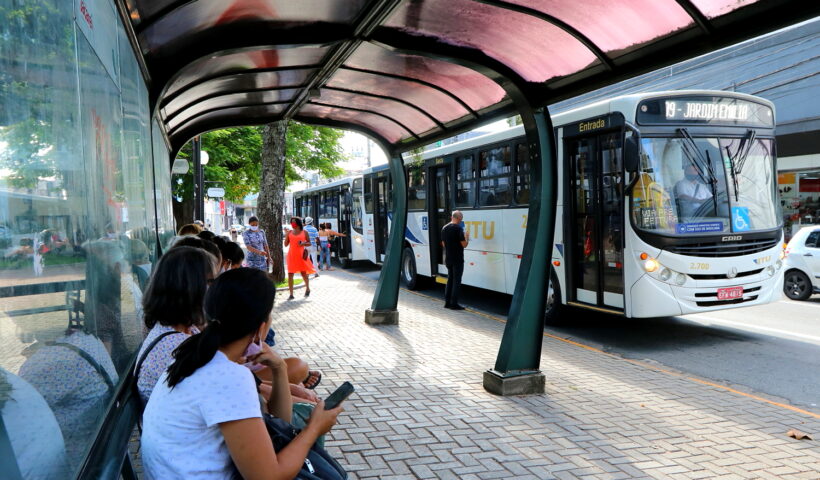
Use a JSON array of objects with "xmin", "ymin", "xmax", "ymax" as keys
[
  {"xmin": 484, "ymin": 108, "xmax": 556, "ymax": 395},
  {"xmin": 366, "ymin": 153, "xmax": 407, "ymax": 325}
]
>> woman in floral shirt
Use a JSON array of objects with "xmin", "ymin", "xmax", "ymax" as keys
[{"xmin": 241, "ymin": 216, "xmax": 270, "ymax": 271}]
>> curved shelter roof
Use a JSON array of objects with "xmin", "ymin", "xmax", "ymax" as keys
[{"xmin": 120, "ymin": 0, "xmax": 818, "ymax": 153}]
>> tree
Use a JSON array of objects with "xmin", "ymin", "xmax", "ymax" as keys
[{"xmin": 259, "ymin": 121, "xmax": 347, "ymax": 283}]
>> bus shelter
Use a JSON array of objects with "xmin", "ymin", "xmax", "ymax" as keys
[{"xmin": 128, "ymin": 0, "xmax": 816, "ymax": 394}]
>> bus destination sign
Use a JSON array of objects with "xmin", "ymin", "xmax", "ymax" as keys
[{"xmin": 636, "ymin": 96, "xmax": 773, "ymax": 128}]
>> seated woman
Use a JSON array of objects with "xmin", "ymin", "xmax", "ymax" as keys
[
  {"xmin": 141, "ymin": 268, "xmax": 342, "ymax": 480},
  {"xmin": 137, "ymin": 246, "xmax": 217, "ymax": 405}
]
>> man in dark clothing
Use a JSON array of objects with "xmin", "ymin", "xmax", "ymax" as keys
[{"xmin": 441, "ymin": 210, "xmax": 470, "ymax": 310}]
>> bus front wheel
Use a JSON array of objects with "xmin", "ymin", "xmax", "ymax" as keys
[
  {"xmin": 402, "ymin": 247, "xmax": 421, "ymax": 290},
  {"xmin": 544, "ymin": 269, "xmax": 566, "ymax": 325}
]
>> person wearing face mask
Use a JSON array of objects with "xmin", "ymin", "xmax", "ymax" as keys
[
  {"xmin": 241, "ymin": 216, "xmax": 270, "ymax": 272},
  {"xmin": 674, "ymin": 162, "xmax": 714, "ymax": 219},
  {"xmin": 283, "ymin": 217, "xmax": 314, "ymax": 300}
]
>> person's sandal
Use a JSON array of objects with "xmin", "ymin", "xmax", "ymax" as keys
[
  {"xmin": 303, "ymin": 370, "xmax": 322, "ymax": 389},
  {"xmin": 304, "ymin": 289, "xmax": 311, "ymax": 297},
  {"xmin": 287, "ymin": 294, "xmax": 294, "ymax": 300}
]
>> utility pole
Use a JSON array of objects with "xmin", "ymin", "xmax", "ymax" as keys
[
  {"xmin": 366, "ymin": 138, "xmax": 371, "ymax": 168},
  {"xmin": 193, "ymin": 136, "xmax": 203, "ymax": 223}
]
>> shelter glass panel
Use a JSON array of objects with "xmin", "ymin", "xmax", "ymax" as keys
[
  {"xmin": 163, "ymin": 70, "xmax": 314, "ymax": 119},
  {"xmin": 502, "ymin": 0, "xmax": 693, "ymax": 55},
  {"xmin": 384, "ymin": 0, "xmax": 599, "ymax": 83},
  {"xmin": 327, "ymin": 69, "xmax": 470, "ymax": 122},
  {"xmin": 299, "ymin": 104, "xmax": 410, "ymax": 144},
  {"xmin": 345, "ymin": 43, "xmax": 506, "ymax": 111},
  {"xmin": 165, "ymin": 90, "xmax": 299, "ymax": 130},
  {"xmin": 315, "ymin": 90, "xmax": 439, "ymax": 136},
  {"xmin": 166, "ymin": 46, "xmax": 330, "ymax": 98}
]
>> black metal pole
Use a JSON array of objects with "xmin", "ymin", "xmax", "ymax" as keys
[{"xmin": 193, "ymin": 136, "xmax": 203, "ymax": 223}]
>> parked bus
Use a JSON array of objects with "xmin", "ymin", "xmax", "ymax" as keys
[{"xmin": 295, "ymin": 91, "xmax": 785, "ymax": 320}]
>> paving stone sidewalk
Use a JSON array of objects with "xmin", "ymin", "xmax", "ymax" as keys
[{"xmin": 273, "ymin": 271, "xmax": 820, "ymax": 480}]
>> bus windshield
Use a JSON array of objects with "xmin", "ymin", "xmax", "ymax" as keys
[{"xmin": 631, "ymin": 135, "xmax": 779, "ymax": 236}]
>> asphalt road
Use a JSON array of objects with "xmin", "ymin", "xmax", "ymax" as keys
[{"xmin": 340, "ymin": 262, "xmax": 820, "ymax": 411}]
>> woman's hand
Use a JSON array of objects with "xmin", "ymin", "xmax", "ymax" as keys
[
  {"xmin": 307, "ymin": 400, "xmax": 342, "ymax": 436},
  {"xmin": 245, "ymin": 342, "xmax": 286, "ymax": 371}
]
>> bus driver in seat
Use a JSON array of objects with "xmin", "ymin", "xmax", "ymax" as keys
[{"xmin": 674, "ymin": 162, "xmax": 713, "ymax": 218}]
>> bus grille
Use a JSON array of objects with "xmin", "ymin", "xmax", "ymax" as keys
[
  {"xmin": 666, "ymin": 238, "xmax": 778, "ymax": 257},
  {"xmin": 689, "ymin": 268, "xmax": 763, "ymax": 280}
]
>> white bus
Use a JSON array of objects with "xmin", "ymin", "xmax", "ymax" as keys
[{"xmin": 296, "ymin": 90, "xmax": 785, "ymax": 320}]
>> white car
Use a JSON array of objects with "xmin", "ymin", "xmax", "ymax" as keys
[{"xmin": 783, "ymin": 226, "xmax": 820, "ymax": 300}]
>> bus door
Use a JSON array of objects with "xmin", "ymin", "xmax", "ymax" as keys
[
  {"xmin": 337, "ymin": 185, "xmax": 352, "ymax": 259},
  {"xmin": 374, "ymin": 176, "xmax": 390, "ymax": 261},
  {"xmin": 428, "ymin": 163, "xmax": 452, "ymax": 277},
  {"xmin": 566, "ymin": 130, "xmax": 624, "ymax": 311}
]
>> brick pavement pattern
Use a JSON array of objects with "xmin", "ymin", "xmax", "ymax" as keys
[{"xmin": 271, "ymin": 270, "xmax": 820, "ymax": 480}]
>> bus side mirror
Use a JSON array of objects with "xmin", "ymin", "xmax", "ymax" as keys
[{"xmin": 624, "ymin": 136, "xmax": 640, "ymax": 173}]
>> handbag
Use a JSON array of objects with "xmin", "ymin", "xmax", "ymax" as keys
[{"xmin": 302, "ymin": 231, "xmax": 311, "ymax": 261}]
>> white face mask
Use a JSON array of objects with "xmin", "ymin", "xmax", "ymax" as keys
[
  {"xmin": 138, "ymin": 263, "xmax": 152, "ymax": 276},
  {"xmin": 250, "ymin": 225, "xmax": 259, "ymax": 231}
]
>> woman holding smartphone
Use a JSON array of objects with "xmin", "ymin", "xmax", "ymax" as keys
[
  {"xmin": 283, "ymin": 217, "xmax": 314, "ymax": 300},
  {"xmin": 141, "ymin": 268, "xmax": 342, "ymax": 480}
]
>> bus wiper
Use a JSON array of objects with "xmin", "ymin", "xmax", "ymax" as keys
[
  {"xmin": 677, "ymin": 128, "xmax": 716, "ymax": 192},
  {"xmin": 724, "ymin": 129, "xmax": 756, "ymax": 201}
]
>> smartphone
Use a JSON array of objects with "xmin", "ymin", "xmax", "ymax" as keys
[{"xmin": 324, "ymin": 381, "xmax": 355, "ymax": 410}]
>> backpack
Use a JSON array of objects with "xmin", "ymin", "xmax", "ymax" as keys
[{"xmin": 261, "ymin": 414, "xmax": 347, "ymax": 480}]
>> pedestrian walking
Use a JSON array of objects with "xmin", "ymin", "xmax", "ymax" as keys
[
  {"xmin": 284, "ymin": 217, "xmax": 314, "ymax": 300},
  {"xmin": 241, "ymin": 216, "xmax": 270, "ymax": 272},
  {"xmin": 441, "ymin": 210, "xmax": 469, "ymax": 310},
  {"xmin": 303, "ymin": 216, "xmax": 320, "ymax": 277}
]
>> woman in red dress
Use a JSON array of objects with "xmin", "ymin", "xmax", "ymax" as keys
[{"xmin": 283, "ymin": 217, "xmax": 314, "ymax": 300}]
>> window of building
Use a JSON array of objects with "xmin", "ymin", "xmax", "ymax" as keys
[
  {"xmin": 408, "ymin": 166, "xmax": 426, "ymax": 211},
  {"xmin": 455, "ymin": 154, "xmax": 475, "ymax": 207},
  {"xmin": 515, "ymin": 143, "xmax": 530, "ymax": 204},
  {"xmin": 478, "ymin": 145, "xmax": 512, "ymax": 206}
]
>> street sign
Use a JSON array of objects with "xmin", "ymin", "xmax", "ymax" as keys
[
  {"xmin": 207, "ymin": 187, "xmax": 225, "ymax": 197},
  {"xmin": 171, "ymin": 158, "xmax": 189, "ymax": 174}
]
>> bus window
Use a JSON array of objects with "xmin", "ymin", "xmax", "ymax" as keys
[
  {"xmin": 330, "ymin": 191, "xmax": 338, "ymax": 217},
  {"xmin": 515, "ymin": 143, "xmax": 530, "ymax": 204},
  {"xmin": 352, "ymin": 178, "xmax": 364, "ymax": 233},
  {"xmin": 456, "ymin": 154, "xmax": 475, "ymax": 207},
  {"xmin": 364, "ymin": 178, "xmax": 374, "ymax": 213},
  {"xmin": 319, "ymin": 191, "xmax": 326, "ymax": 217},
  {"xmin": 408, "ymin": 167, "xmax": 426, "ymax": 211},
  {"xmin": 479, "ymin": 145, "xmax": 511, "ymax": 206}
]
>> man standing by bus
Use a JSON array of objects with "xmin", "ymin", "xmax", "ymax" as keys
[{"xmin": 441, "ymin": 210, "xmax": 469, "ymax": 310}]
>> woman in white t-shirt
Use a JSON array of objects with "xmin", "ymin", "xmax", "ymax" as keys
[{"xmin": 141, "ymin": 268, "xmax": 342, "ymax": 480}]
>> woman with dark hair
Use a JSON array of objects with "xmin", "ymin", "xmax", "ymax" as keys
[
  {"xmin": 242, "ymin": 216, "xmax": 270, "ymax": 271},
  {"xmin": 141, "ymin": 269, "xmax": 342, "ymax": 479},
  {"xmin": 136, "ymin": 246, "xmax": 218, "ymax": 405},
  {"xmin": 172, "ymin": 235, "xmax": 222, "ymax": 266},
  {"xmin": 283, "ymin": 216, "xmax": 314, "ymax": 300},
  {"xmin": 222, "ymin": 241, "xmax": 245, "ymax": 270}
]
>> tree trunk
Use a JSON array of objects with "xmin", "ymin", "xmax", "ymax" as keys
[
  {"xmin": 172, "ymin": 196, "xmax": 193, "ymax": 232},
  {"xmin": 259, "ymin": 120, "xmax": 288, "ymax": 284}
]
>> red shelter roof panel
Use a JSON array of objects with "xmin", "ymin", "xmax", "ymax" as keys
[
  {"xmin": 383, "ymin": 0, "xmax": 599, "ymax": 83},
  {"xmin": 314, "ymin": 89, "xmax": 438, "ymax": 136},
  {"xmin": 344, "ymin": 43, "xmax": 506, "ymax": 112},
  {"xmin": 501, "ymin": 0, "xmax": 694, "ymax": 55},
  {"xmin": 691, "ymin": 0, "xmax": 762, "ymax": 19},
  {"xmin": 300, "ymin": 103, "xmax": 413, "ymax": 144},
  {"xmin": 326, "ymin": 69, "xmax": 470, "ymax": 122},
  {"xmin": 165, "ymin": 46, "xmax": 330, "ymax": 99}
]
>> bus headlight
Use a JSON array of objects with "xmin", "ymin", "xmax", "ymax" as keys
[
  {"xmin": 643, "ymin": 258, "xmax": 660, "ymax": 272},
  {"xmin": 765, "ymin": 266, "xmax": 775, "ymax": 277},
  {"xmin": 775, "ymin": 259, "xmax": 783, "ymax": 270},
  {"xmin": 660, "ymin": 268, "xmax": 672, "ymax": 281},
  {"xmin": 675, "ymin": 273, "xmax": 687, "ymax": 286}
]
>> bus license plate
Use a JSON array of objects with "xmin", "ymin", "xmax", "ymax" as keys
[{"xmin": 717, "ymin": 286, "xmax": 743, "ymax": 300}]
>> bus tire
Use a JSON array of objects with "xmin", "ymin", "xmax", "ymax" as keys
[
  {"xmin": 784, "ymin": 269, "xmax": 812, "ymax": 301},
  {"xmin": 401, "ymin": 247, "xmax": 421, "ymax": 290},
  {"xmin": 340, "ymin": 257, "xmax": 352, "ymax": 269},
  {"xmin": 544, "ymin": 269, "xmax": 566, "ymax": 325}
]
